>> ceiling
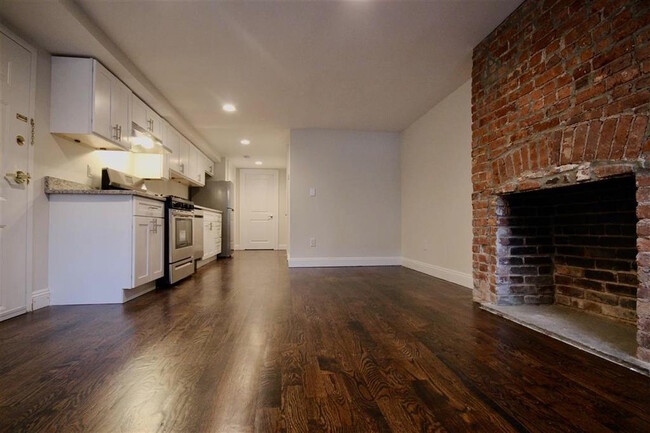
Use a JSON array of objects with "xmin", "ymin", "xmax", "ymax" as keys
[{"xmin": 1, "ymin": 0, "xmax": 522, "ymax": 168}]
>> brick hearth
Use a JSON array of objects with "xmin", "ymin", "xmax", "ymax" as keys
[{"xmin": 471, "ymin": 0, "xmax": 650, "ymax": 361}]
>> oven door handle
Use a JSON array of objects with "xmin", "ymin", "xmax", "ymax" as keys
[{"xmin": 170, "ymin": 211, "xmax": 194, "ymax": 218}]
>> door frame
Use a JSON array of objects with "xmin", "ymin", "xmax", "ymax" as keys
[
  {"xmin": 1, "ymin": 24, "xmax": 37, "ymax": 315},
  {"xmin": 239, "ymin": 168, "xmax": 279, "ymax": 250}
]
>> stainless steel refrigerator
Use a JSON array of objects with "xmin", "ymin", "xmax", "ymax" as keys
[{"xmin": 190, "ymin": 180, "xmax": 234, "ymax": 258}]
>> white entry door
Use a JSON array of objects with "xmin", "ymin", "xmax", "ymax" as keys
[
  {"xmin": 0, "ymin": 30, "xmax": 34, "ymax": 321},
  {"xmin": 240, "ymin": 169, "xmax": 278, "ymax": 250}
]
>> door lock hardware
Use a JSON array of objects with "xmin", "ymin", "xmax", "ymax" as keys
[{"xmin": 5, "ymin": 170, "xmax": 31, "ymax": 185}]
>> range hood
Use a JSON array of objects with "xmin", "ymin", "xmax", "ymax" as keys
[{"xmin": 129, "ymin": 123, "xmax": 171, "ymax": 154}]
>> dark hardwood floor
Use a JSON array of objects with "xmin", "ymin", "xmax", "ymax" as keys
[{"xmin": 1, "ymin": 251, "xmax": 650, "ymax": 432}]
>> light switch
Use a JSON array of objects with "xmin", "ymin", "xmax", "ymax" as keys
[{"xmin": 309, "ymin": 187, "xmax": 316, "ymax": 197}]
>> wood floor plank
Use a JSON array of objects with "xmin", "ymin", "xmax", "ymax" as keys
[{"xmin": 1, "ymin": 251, "xmax": 649, "ymax": 432}]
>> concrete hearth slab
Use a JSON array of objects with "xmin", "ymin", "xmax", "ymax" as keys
[{"xmin": 481, "ymin": 303, "xmax": 650, "ymax": 376}]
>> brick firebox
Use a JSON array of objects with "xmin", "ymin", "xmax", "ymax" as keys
[
  {"xmin": 496, "ymin": 176, "xmax": 638, "ymax": 323},
  {"xmin": 471, "ymin": 0, "xmax": 650, "ymax": 360}
]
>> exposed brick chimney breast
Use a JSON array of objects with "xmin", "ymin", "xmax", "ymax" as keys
[{"xmin": 471, "ymin": 0, "xmax": 650, "ymax": 360}]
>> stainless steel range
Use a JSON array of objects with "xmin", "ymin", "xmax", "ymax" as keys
[{"xmin": 165, "ymin": 196, "xmax": 195, "ymax": 284}]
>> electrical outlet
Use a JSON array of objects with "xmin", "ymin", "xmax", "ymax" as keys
[
  {"xmin": 87, "ymin": 164, "xmax": 93, "ymax": 178},
  {"xmin": 309, "ymin": 187, "xmax": 316, "ymax": 197},
  {"xmin": 309, "ymin": 237, "xmax": 316, "ymax": 247}
]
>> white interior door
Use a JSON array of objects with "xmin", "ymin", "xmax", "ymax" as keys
[
  {"xmin": 240, "ymin": 169, "xmax": 278, "ymax": 250},
  {"xmin": 0, "ymin": 31, "xmax": 33, "ymax": 321}
]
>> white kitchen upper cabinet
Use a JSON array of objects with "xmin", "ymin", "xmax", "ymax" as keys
[
  {"xmin": 202, "ymin": 151, "xmax": 214, "ymax": 177},
  {"xmin": 131, "ymin": 94, "xmax": 148, "ymax": 132},
  {"xmin": 92, "ymin": 64, "xmax": 112, "ymax": 140},
  {"xmin": 131, "ymin": 94, "xmax": 163, "ymax": 141},
  {"xmin": 150, "ymin": 111, "xmax": 163, "ymax": 141},
  {"xmin": 110, "ymin": 77, "xmax": 131, "ymax": 150},
  {"xmin": 168, "ymin": 133, "xmax": 204, "ymax": 186},
  {"xmin": 164, "ymin": 121, "xmax": 181, "ymax": 173},
  {"xmin": 51, "ymin": 57, "xmax": 132, "ymax": 151},
  {"xmin": 189, "ymin": 144, "xmax": 205, "ymax": 186},
  {"xmin": 179, "ymin": 136, "xmax": 190, "ymax": 177}
]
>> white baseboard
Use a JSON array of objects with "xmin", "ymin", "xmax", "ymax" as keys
[
  {"xmin": 401, "ymin": 257, "xmax": 473, "ymax": 289},
  {"xmin": 0, "ymin": 306, "xmax": 27, "ymax": 321},
  {"xmin": 31, "ymin": 289, "xmax": 50, "ymax": 310},
  {"xmin": 278, "ymin": 244, "xmax": 287, "ymax": 250},
  {"xmin": 196, "ymin": 255, "xmax": 217, "ymax": 269},
  {"xmin": 122, "ymin": 281, "xmax": 157, "ymax": 303},
  {"xmin": 288, "ymin": 256, "xmax": 401, "ymax": 268},
  {"xmin": 234, "ymin": 244, "xmax": 242, "ymax": 250}
]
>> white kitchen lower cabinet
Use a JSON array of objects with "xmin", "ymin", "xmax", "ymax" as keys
[
  {"xmin": 48, "ymin": 194, "xmax": 165, "ymax": 304},
  {"xmin": 202, "ymin": 209, "xmax": 222, "ymax": 260},
  {"xmin": 133, "ymin": 215, "xmax": 164, "ymax": 287}
]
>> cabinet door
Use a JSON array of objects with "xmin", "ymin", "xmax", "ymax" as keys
[
  {"xmin": 149, "ymin": 110, "xmax": 163, "ymax": 141},
  {"xmin": 131, "ymin": 94, "xmax": 148, "ymax": 132},
  {"xmin": 203, "ymin": 219, "xmax": 213, "ymax": 259},
  {"xmin": 189, "ymin": 144, "xmax": 204, "ymax": 185},
  {"xmin": 149, "ymin": 217, "xmax": 164, "ymax": 280},
  {"xmin": 164, "ymin": 123, "xmax": 180, "ymax": 173},
  {"xmin": 179, "ymin": 137, "xmax": 191, "ymax": 176},
  {"xmin": 110, "ymin": 77, "xmax": 131, "ymax": 149},
  {"xmin": 133, "ymin": 216, "xmax": 151, "ymax": 287},
  {"xmin": 214, "ymin": 214, "xmax": 222, "ymax": 255},
  {"xmin": 205, "ymin": 154, "xmax": 214, "ymax": 176},
  {"xmin": 92, "ymin": 62, "xmax": 112, "ymax": 140}
]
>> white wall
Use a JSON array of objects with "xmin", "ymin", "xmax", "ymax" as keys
[
  {"xmin": 400, "ymin": 80, "xmax": 473, "ymax": 288},
  {"xmin": 289, "ymin": 129, "xmax": 401, "ymax": 266}
]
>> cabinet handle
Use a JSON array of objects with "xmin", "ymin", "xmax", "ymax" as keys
[
  {"xmin": 117, "ymin": 125, "xmax": 122, "ymax": 141},
  {"xmin": 112, "ymin": 124, "xmax": 118, "ymax": 140},
  {"xmin": 180, "ymin": 163, "xmax": 184, "ymax": 173}
]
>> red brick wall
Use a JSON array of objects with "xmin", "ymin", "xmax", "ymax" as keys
[{"xmin": 471, "ymin": 0, "xmax": 650, "ymax": 359}]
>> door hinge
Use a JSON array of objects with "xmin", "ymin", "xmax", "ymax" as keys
[{"xmin": 30, "ymin": 118, "xmax": 35, "ymax": 146}]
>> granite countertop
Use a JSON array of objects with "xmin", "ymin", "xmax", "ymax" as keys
[
  {"xmin": 44, "ymin": 176, "xmax": 166, "ymax": 202},
  {"xmin": 194, "ymin": 205, "xmax": 223, "ymax": 213}
]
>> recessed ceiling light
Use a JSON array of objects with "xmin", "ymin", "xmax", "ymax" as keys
[
  {"xmin": 255, "ymin": 161, "xmax": 263, "ymax": 165},
  {"xmin": 222, "ymin": 103, "xmax": 237, "ymax": 112},
  {"xmin": 240, "ymin": 139, "xmax": 250, "ymax": 145}
]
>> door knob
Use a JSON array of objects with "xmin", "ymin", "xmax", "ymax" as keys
[
  {"xmin": 5, "ymin": 170, "xmax": 31, "ymax": 185},
  {"xmin": 268, "ymin": 215, "xmax": 274, "ymax": 220}
]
